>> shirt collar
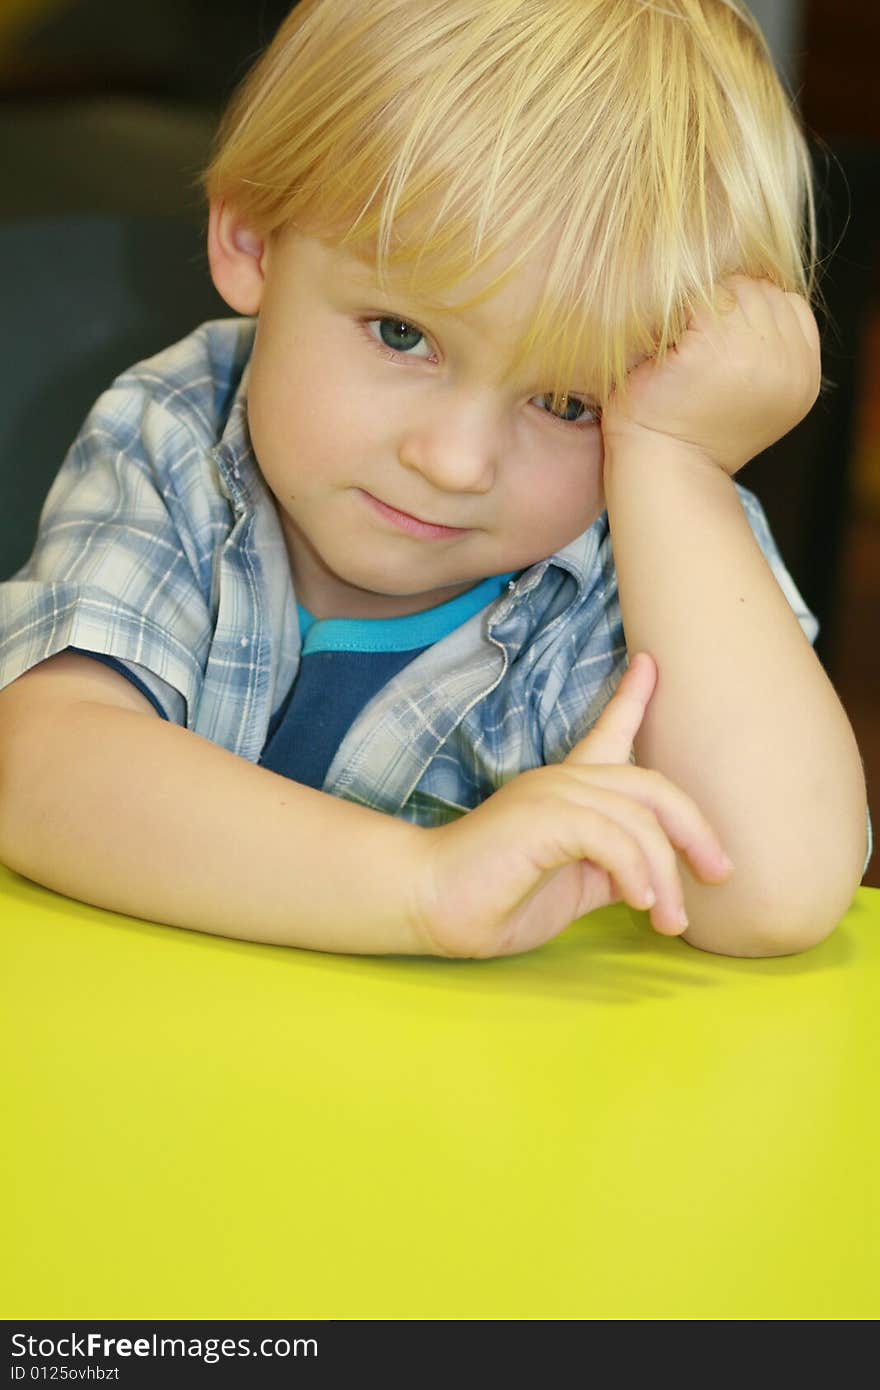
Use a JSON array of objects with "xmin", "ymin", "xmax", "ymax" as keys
[
  {"xmin": 488, "ymin": 510, "xmax": 611, "ymax": 633},
  {"xmin": 211, "ymin": 355, "xmax": 269, "ymax": 517}
]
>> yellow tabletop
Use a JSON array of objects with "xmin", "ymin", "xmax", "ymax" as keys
[{"xmin": 2, "ymin": 862, "xmax": 878, "ymax": 1320}]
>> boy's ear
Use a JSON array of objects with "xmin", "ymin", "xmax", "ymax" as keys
[{"xmin": 207, "ymin": 199, "xmax": 268, "ymax": 315}]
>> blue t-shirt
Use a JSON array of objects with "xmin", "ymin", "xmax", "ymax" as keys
[
  {"xmin": 259, "ymin": 574, "xmax": 514, "ymax": 789},
  {"xmin": 72, "ymin": 571, "xmax": 514, "ymax": 791}
]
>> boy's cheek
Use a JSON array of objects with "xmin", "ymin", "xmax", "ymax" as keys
[
  {"xmin": 594, "ymin": 444, "xmax": 607, "ymax": 508},
  {"xmin": 528, "ymin": 463, "xmax": 605, "ymax": 550}
]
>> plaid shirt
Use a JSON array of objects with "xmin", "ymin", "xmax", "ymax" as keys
[{"xmin": 1, "ymin": 318, "xmax": 857, "ymax": 843}]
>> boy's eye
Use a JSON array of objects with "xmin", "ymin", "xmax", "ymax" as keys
[
  {"xmin": 532, "ymin": 392, "xmax": 599, "ymax": 426},
  {"xmin": 367, "ymin": 317, "xmax": 433, "ymax": 358}
]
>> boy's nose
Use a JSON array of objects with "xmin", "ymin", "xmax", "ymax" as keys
[{"xmin": 397, "ymin": 401, "xmax": 500, "ymax": 494}]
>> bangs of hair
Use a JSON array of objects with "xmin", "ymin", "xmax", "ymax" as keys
[{"xmin": 203, "ymin": 0, "xmax": 817, "ymax": 407}]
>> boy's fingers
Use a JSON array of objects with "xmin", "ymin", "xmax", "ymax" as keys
[
  {"xmin": 565, "ymin": 765, "xmax": 733, "ymax": 892},
  {"xmin": 567, "ymin": 652, "xmax": 657, "ymax": 767}
]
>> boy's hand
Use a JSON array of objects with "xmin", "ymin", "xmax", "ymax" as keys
[
  {"xmin": 601, "ymin": 276, "xmax": 821, "ymax": 476},
  {"xmin": 411, "ymin": 653, "xmax": 733, "ymax": 958}
]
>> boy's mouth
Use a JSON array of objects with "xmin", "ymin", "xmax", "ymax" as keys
[{"xmin": 358, "ymin": 489, "xmax": 471, "ymax": 540}]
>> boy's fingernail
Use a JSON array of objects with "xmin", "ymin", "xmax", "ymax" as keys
[{"xmin": 719, "ymin": 853, "xmax": 735, "ymax": 873}]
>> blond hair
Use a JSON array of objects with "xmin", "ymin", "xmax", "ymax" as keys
[{"xmin": 203, "ymin": 0, "xmax": 817, "ymax": 406}]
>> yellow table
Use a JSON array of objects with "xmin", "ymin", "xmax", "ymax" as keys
[{"xmin": 2, "ymin": 863, "xmax": 878, "ymax": 1320}]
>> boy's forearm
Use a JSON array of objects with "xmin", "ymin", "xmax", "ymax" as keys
[
  {"xmin": 0, "ymin": 698, "xmax": 429, "ymax": 954},
  {"xmin": 603, "ymin": 442, "xmax": 868, "ymax": 955}
]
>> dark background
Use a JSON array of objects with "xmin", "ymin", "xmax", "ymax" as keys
[{"xmin": 0, "ymin": 0, "xmax": 877, "ymax": 884}]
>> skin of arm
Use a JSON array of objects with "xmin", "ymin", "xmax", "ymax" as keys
[
  {"xmin": 0, "ymin": 651, "xmax": 733, "ymax": 959},
  {"xmin": 601, "ymin": 277, "xmax": 869, "ymax": 956},
  {"xmin": 0, "ymin": 652, "xmax": 429, "ymax": 954}
]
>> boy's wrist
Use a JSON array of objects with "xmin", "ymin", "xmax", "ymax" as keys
[
  {"xmin": 399, "ymin": 823, "xmax": 461, "ymax": 958},
  {"xmin": 602, "ymin": 429, "xmax": 735, "ymax": 490},
  {"xmin": 321, "ymin": 813, "xmax": 441, "ymax": 957}
]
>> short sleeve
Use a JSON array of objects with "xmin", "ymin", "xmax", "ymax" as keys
[
  {"xmin": 735, "ymin": 484, "xmax": 819, "ymax": 644},
  {"xmin": 0, "ymin": 383, "xmax": 216, "ymax": 726},
  {"xmin": 862, "ymin": 808, "xmax": 874, "ymax": 881}
]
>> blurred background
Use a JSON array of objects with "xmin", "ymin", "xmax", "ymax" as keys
[{"xmin": 0, "ymin": 0, "xmax": 877, "ymax": 885}]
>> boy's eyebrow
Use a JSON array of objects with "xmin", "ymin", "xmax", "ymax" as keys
[
  {"xmin": 333, "ymin": 241, "xmax": 513, "ymax": 314},
  {"xmin": 337, "ymin": 254, "xmax": 460, "ymax": 314},
  {"xmin": 336, "ymin": 253, "xmax": 525, "ymax": 337}
]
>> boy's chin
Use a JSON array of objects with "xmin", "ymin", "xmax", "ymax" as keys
[{"xmin": 313, "ymin": 571, "xmax": 486, "ymax": 621}]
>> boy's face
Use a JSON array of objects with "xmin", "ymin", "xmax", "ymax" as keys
[{"xmin": 243, "ymin": 225, "xmax": 605, "ymax": 619}]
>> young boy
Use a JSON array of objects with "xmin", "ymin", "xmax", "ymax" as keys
[{"xmin": 0, "ymin": 0, "xmax": 870, "ymax": 959}]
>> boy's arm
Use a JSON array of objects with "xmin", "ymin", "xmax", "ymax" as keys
[
  {"xmin": 0, "ymin": 651, "xmax": 733, "ymax": 958},
  {"xmin": 602, "ymin": 278, "xmax": 869, "ymax": 956},
  {"xmin": 0, "ymin": 652, "xmax": 429, "ymax": 954}
]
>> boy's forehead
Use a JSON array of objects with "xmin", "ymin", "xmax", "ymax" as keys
[{"xmin": 336, "ymin": 235, "xmax": 550, "ymax": 323}]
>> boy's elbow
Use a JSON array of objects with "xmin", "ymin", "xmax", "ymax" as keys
[
  {"xmin": 683, "ymin": 905, "xmax": 841, "ymax": 959},
  {"xmin": 683, "ymin": 896, "xmax": 845, "ymax": 958},
  {"xmin": 678, "ymin": 800, "xmax": 867, "ymax": 961},
  {"xmin": 681, "ymin": 842, "xmax": 866, "ymax": 959}
]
